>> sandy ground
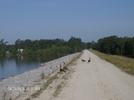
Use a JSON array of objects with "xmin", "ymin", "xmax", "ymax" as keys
[{"xmin": 32, "ymin": 50, "xmax": 134, "ymax": 100}]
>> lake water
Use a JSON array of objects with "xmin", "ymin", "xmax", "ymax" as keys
[{"xmin": 0, "ymin": 56, "xmax": 54, "ymax": 80}]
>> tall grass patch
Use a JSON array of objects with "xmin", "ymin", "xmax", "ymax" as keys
[{"xmin": 90, "ymin": 50, "xmax": 134, "ymax": 75}]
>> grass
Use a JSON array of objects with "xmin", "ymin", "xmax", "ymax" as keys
[
  {"xmin": 53, "ymin": 82, "xmax": 65, "ymax": 97},
  {"xmin": 65, "ymin": 52, "xmax": 82, "ymax": 67},
  {"xmin": 90, "ymin": 50, "xmax": 134, "ymax": 75},
  {"xmin": 31, "ymin": 74, "xmax": 58, "ymax": 98},
  {"xmin": 25, "ymin": 98, "xmax": 31, "ymax": 100},
  {"xmin": 53, "ymin": 52, "xmax": 82, "ymax": 97}
]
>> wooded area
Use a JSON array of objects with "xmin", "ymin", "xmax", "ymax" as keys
[
  {"xmin": 92, "ymin": 36, "xmax": 134, "ymax": 57},
  {"xmin": 0, "ymin": 35, "xmax": 134, "ymax": 58},
  {"xmin": 0, "ymin": 37, "xmax": 88, "ymax": 58}
]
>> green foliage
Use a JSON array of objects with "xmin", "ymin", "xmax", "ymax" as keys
[
  {"xmin": 124, "ymin": 39, "xmax": 133, "ymax": 56},
  {"xmin": 14, "ymin": 37, "xmax": 87, "ymax": 57},
  {"xmin": 0, "ymin": 39, "xmax": 8, "ymax": 56},
  {"xmin": 68, "ymin": 36, "xmax": 85, "ymax": 53},
  {"xmin": 1, "ymin": 38, "xmax": 74, "ymax": 56},
  {"xmin": 1, "ymin": 35, "xmax": 134, "ymax": 58},
  {"xmin": 92, "ymin": 36, "xmax": 134, "ymax": 58}
]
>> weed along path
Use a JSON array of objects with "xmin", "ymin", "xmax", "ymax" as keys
[{"xmin": 30, "ymin": 50, "xmax": 134, "ymax": 100}]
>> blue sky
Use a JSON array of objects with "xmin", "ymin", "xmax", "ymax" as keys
[{"xmin": 0, "ymin": 0, "xmax": 134, "ymax": 44}]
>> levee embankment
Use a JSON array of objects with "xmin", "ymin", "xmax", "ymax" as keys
[{"xmin": 0, "ymin": 53, "xmax": 79, "ymax": 100}]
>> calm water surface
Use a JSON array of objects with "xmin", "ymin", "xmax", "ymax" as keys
[{"xmin": 0, "ymin": 56, "xmax": 54, "ymax": 79}]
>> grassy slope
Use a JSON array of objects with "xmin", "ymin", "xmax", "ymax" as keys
[{"xmin": 90, "ymin": 50, "xmax": 134, "ymax": 75}]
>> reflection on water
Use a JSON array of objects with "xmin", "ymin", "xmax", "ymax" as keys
[{"xmin": 0, "ymin": 56, "xmax": 56, "ymax": 79}]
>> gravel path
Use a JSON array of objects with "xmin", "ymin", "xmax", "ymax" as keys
[{"xmin": 33, "ymin": 50, "xmax": 134, "ymax": 100}]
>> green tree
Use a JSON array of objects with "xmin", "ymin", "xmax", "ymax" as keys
[
  {"xmin": 0, "ymin": 39, "xmax": 8, "ymax": 56},
  {"xmin": 124, "ymin": 39, "xmax": 133, "ymax": 57}
]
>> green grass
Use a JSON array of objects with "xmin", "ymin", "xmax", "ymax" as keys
[{"xmin": 90, "ymin": 50, "xmax": 134, "ymax": 75}]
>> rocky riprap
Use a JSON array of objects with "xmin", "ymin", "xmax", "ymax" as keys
[{"xmin": 0, "ymin": 53, "xmax": 79, "ymax": 100}]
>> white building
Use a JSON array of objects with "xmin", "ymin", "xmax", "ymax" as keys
[
  {"xmin": 6, "ymin": 51, "xmax": 10, "ymax": 55},
  {"xmin": 18, "ymin": 49, "xmax": 23, "ymax": 53}
]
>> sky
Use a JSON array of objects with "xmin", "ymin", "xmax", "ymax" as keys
[{"xmin": 0, "ymin": 0, "xmax": 134, "ymax": 44}]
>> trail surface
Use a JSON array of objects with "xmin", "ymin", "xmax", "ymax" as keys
[{"xmin": 33, "ymin": 50, "xmax": 134, "ymax": 100}]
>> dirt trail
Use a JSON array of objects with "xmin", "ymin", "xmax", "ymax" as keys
[{"xmin": 33, "ymin": 50, "xmax": 134, "ymax": 100}]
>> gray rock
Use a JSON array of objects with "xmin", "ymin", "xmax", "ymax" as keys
[
  {"xmin": 41, "ymin": 72, "xmax": 45, "ymax": 79},
  {"xmin": 10, "ymin": 91, "xmax": 20, "ymax": 99},
  {"xmin": 5, "ymin": 94, "xmax": 11, "ymax": 100},
  {"xmin": 0, "ymin": 89, "xmax": 6, "ymax": 100},
  {"xmin": 0, "ymin": 53, "xmax": 79, "ymax": 100}
]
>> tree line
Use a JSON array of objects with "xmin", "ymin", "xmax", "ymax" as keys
[
  {"xmin": 0, "ymin": 35, "xmax": 134, "ymax": 58},
  {"xmin": 92, "ymin": 35, "xmax": 134, "ymax": 58},
  {"xmin": 0, "ymin": 37, "xmax": 90, "ymax": 58}
]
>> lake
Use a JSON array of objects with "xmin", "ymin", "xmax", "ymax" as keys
[{"xmin": 0, "ymin": 56, "xmax": 55, "ymax": 80}]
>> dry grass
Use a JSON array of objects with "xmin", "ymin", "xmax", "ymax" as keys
[
  {"xmin": 66, "ymin": 52, "xmax": 82, "ymax": 67},
  {"xmin": 53, "ymin": 81, "xmax": 65, "ymax": 97},
  {"xmin": 26, "ymin": 52, "xmax": 82, "ymax": 99},
  {"xmin": 25, "ymin": 98, "xmax": 31, "ymax": 100},
  {"xmin": 90, "ymin": 50, "xmax": 134, "ymax": 75},
  {"xmin": 53, "ymin": 52, "xmax": 82, "ymax": 97},
  {"xmin": 31, "ymin": 74, "xmax": 58, "ymax": 98}
]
